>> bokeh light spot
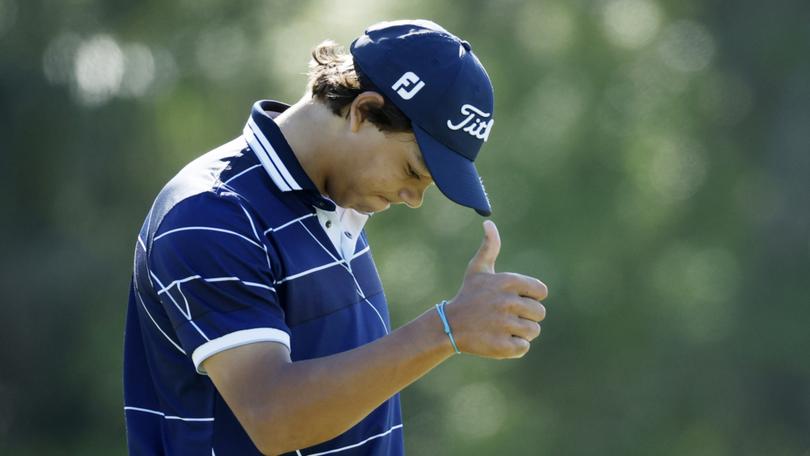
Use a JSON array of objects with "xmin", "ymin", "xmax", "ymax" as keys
[
  {"xmin": 73, "ymin": 35, "xmax": 125, "ymax": 106},
  {"xmin": 43, "ymin": 33, "xmax": 82, "ymax": 86},
  {"xmin": 120, "ymin": 43, "xmax": 155, "ymax": 98},
  {"xmin": 602, "ymin": 0, "xmax": 663, "ymax": 49},
  {"xmin": 516, "ymin": 2, "xmax": 576, "ymax": 56},
  {"xmin": 196, "ymin": 26, "xmax": 248, "ymax": 81},
  {"xmin": 627, "ymin": 136, "xmax": 709, "ymax": 204},
  {"xmin": 658, "ymin": 20, "xmax": 716, "ymax": 72}
]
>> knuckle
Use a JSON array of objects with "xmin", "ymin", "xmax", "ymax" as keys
[
  {"xmin": 504, "ymin": 313, "xmax": 518, "ymax": 327},
  {"xmin": 508, "ymin": 273, "xmax": 526, "ymax": 288},
  {"xmin": 497, "ymin": 338, "xmax": 515, "ymax": 355},
  {"xmin": 494, "ymin": 296, "xmax": 511, "ymax": 312},
  {"xmin": 521, "ymin": 321, "xmax": 540, "ymax": 341},
  {"xmin": 495, "ymin": 272, "xmax": 518, "ymax": 288},
  {"xmin": 492, "ymin": 314, "xmax": 510, "ymax": 331}
]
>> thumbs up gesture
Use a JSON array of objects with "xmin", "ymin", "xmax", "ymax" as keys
[{"xmin": 443, "ymin": 220, "xmax": 548, "ymax": 359}]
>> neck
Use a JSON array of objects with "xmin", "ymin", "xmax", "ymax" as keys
[{"xmin": 273, "ymin": 96, "xmax": 337, "ymax": 197}]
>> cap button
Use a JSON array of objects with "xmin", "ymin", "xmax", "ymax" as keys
[{"xmin": 461, "ymin": 40, "xmax": 472, "ymax": 51}]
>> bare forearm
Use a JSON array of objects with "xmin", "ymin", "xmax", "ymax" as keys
[
  {"xmin": 210, "ymin": 222, "xmax": 549, "ymax": 455},
  {"xmin": 257, "ymin": 308, "xmax": 453, "ymax": 453}
]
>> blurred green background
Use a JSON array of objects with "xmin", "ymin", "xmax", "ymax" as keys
[{"xmin": 1, "ymin": 0, "xmax": 808, "ymax": 454}]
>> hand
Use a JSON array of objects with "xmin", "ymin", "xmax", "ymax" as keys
[{"xmin": 444, "ymin": 220, "xmax": 548, "ymax": 359}]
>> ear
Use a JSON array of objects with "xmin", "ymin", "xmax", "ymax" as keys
[{"xmin": 348, "ymin": 91, "xmax": 385, "ymax": 133}]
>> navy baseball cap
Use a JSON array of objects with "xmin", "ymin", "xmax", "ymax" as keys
[{"xmin": 350, "ymin": 20, "xmax": 495, "ymax": 216}]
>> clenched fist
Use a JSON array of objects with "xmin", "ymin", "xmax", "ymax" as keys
[{"xmin": 444, "ymin": 220, "xmax": 548, "ymax": 359}]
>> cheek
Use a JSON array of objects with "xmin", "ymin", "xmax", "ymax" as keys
[
  {"xmin": 334, "ymin": 166, "xmax": 380, "ymax": 202},
  {"xmin": 352, "ymin": 157, "xmax": 394, "ymax": 189},
  {"xmin": 338, "ymin": 140, "xmax": 406, "ymax": 196},
  {"xmin": 348, "ymin": 170, "xmax": 385, "ymax": 193}
]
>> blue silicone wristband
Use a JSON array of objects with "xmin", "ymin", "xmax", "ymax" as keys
[{"xmin": 435, "ymin": 300, "xmax": 461, "ymax": 354}]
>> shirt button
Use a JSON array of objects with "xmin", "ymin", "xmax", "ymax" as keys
[
  {"xmin": 344, "ymin": 231, "xmax": 352, "ymax": 239},
  {"xmin": 325, "ymin": 220, "xmax": 332, "ymax": 228}
]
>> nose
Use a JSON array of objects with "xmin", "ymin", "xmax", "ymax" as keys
[{"xmin": 399, "ymin": 181, "xmax": 431, "ymax": 208}]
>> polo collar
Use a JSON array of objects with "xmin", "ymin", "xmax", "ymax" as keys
[{"xmin": 243, "ymin": 100, "xmax": 337, "ymax": 212}]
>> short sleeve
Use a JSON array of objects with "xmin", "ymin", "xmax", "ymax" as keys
[{"xmin": 148, "ymin": 191, "xmax": 290, "ymax": 374}]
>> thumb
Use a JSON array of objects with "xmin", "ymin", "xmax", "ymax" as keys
[{"xmin": 467, "ymin": 220, "xmax": 501, "ymax": 275}]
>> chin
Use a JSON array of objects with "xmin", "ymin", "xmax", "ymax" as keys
[
  {"xmin": 353, "ymin": 204, "xmax": 385, "ymax": 215},
  {"xmin": 352, "ymin": 196, "xmax": 390, "ymax": 214}
]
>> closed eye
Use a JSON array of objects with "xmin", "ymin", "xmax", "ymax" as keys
[{"xmin": 407, "ymin": 164, "xmax": 420, "ymax": 180}]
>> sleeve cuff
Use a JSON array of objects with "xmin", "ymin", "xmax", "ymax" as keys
[{"xmin": 191, "ymin": 328, "xmax": 291, "ymax": 374}]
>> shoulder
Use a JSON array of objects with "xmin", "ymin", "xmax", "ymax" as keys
[{"xmin": 145, "ymin": 138, "xmax": 257, "ymax": 240}]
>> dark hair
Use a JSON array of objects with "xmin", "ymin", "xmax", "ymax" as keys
[{"xmin": 307, "ymin": 40, "xmax": 411, "ymax": 133}]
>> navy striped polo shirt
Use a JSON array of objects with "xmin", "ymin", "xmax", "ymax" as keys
[{"xmin": 123, "ymin": 100, "xmax": 404, "ymax": 455}]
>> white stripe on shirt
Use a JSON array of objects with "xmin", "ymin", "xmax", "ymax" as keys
[
  {"xmin": 305, "ymin": 424, "xmax": 403, "ymax": 455},
  {"xmin": 154, "ymin": 226, "xmax": 263, "ymax": 250},
  {"xmin": 248, "ymin": 117, "xmax": 301, "ymax": 190},
  {"xmin": 124, "ymin": 406, "xmax": 215, "ymax": 422},
  {"xmin": 244, "ymin": 125, "xmax": 292, "ymax": 192},
  {"xmin": 157, "ymin": 276, "xmax": 276, "ymax": 295}
]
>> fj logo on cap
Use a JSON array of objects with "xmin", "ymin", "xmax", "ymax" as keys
[
  {"xmin": 392, "ymin": 72, "xmax": 425, "ymax": 100},
  {"xmin": 447, "ymin": 104, "xmax": 495, "ymax": 142}
]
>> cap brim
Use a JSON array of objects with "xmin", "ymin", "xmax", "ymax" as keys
[{"xmin": 413, "ymin": 124, "xmax": 492, "ymax": 216}]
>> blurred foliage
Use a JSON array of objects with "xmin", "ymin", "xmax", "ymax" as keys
[{"xmin": 1, "ymin": 0, "xmax": 809, "ymax": 454}]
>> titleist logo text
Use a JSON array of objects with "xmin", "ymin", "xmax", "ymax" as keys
[{"xmin": 446, "ymin": 104, "xmax": 494, "ymax": 141}]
